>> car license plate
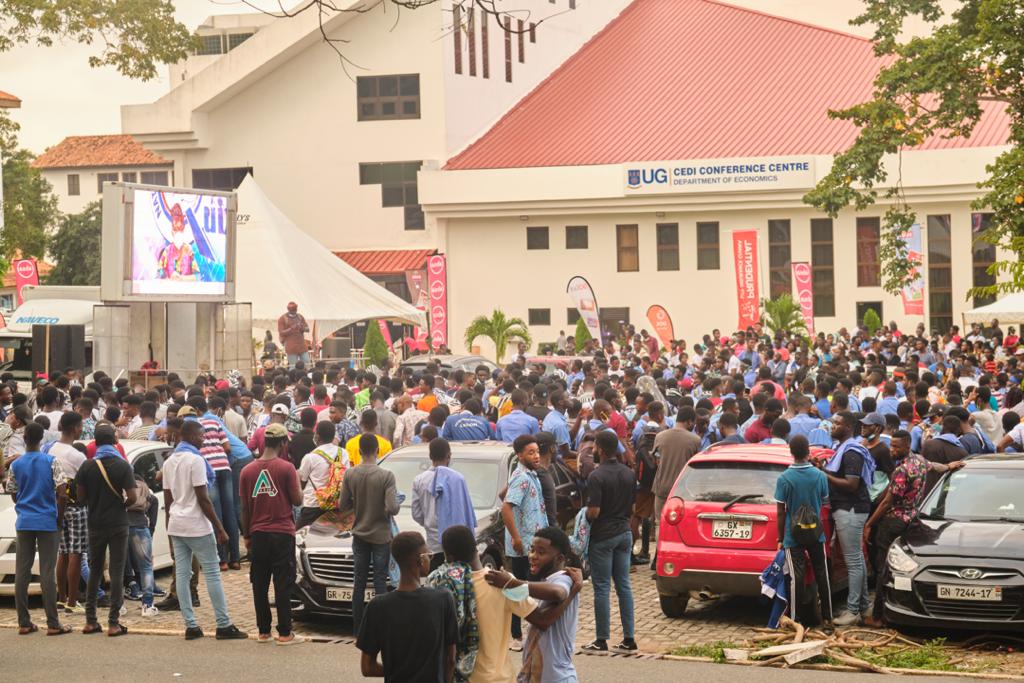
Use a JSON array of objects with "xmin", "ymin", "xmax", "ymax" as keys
[
  {"xmin": 711, "ymin": 520, "xmax": 753, "ymax": 540},
  {"xmin": 325, "ymin": 588, "xmax": 374, "ymax": 602},
  {"xmin": 937, "ymin": 584, "xmax": 1001, "ymax": 601}
]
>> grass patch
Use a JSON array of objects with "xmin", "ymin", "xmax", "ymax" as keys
[
  {"xmin": 669, "ymin": 641, "xmax": 737, "ymax": 663},
  {"xmin": 856, "ymin": 638, "xmax": 955, "ymax": 671}
]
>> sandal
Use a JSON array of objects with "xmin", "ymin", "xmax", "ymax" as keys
[
  {"xmin": 82, "ymin": 623, "xmax": 104, "ymax": 635},
  {"xmin": 108, "ymin": 624, "xmax": 129, "ymax": 637},
  {"xmin": 47, "ymin": 624, "xmax": 73, "ymax": 636},
  {"xmin": 18, "ymin": 624, "xmax": 38, "ymax": 635},
  {"xmin": 228, "ymin": 562, "xmax": 241, "ymax": 570}
]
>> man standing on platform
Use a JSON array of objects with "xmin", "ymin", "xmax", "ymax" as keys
[{"xmin": 278, "ymin": 302, "xmax": 310, "ymax": 369}]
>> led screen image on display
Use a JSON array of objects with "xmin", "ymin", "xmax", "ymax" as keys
[{"xmin": 131, "ymin": 189, "xmax": 228, "ymax": 295}]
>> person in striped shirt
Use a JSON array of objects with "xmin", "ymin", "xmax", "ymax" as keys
[{"xmin": 187, "ymin": 396, "xmax": 241, "ymax": 571}]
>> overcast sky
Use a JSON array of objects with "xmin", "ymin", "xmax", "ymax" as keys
[{"xmin": 1, "ymin": 0, "xmax": 946, "ymax": 154}]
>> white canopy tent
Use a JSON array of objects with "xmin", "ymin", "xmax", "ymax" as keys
[
  {"xmin": 962, "ymin": 293, "xmax": 1024, "ymax": 326},
  {"xmin": 234, "ymin": 175, "xmax": 426, "ymax": 342}
]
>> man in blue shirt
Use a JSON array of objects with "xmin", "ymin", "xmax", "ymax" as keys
[
  {"xmin": 789, "ymin": 395, "xmax": 824, "ymax": 439},
  {"xmin": 8, "ymin": 422, "xmax": 70, "ymax": 635},
  {"xmin": 774, "ymin": 434, "xmax": 832, "ymax": 630},
  {"xmin": 877, "ymin": 382, "xmax": 901, "ymax": 415},
  {"xmin": 441, "ymin": 398, "xmax": 494, "ymax": 441},
  {"xmin": 541, "ymin": 390, "xmax": 572, "ymax": 458},
  {"xmin": 503, "ymin": 434, "xmax": 546, "ymax": 647},
  {"xmin": 495, "ymin": 389, "xmax": 539, "ymax": 443}
]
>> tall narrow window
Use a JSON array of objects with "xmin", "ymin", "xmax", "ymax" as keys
[
  {"xmin": 452, "ymin": 4, "xmax": 462, "ymax": 74},
  {"xmin": 504, "ymin": 17, "xmax": 512, "ymax": 82},
  {"xmin": 616, "ymin": 225, "xmax": 639, "ymax": 272},
  {"xmin": 856, "ymin": 217, "xmax": 881, "ymax": 287},
  {"xmin": 656, "ymin": 223, "xmax": 679, "ymax": 271},
  {"xmin": 928, "ymin": 214, "xmax": 953, "ymax": 333},
  {"xmin": 67, "ymin": 174, "xmax": 80, "ymax": 196},
  {"xmin": 481, "ymin": 12, "xmax": 489, "ymax": 78},
  {"xmin": 529, "ymin": 22, "xmax": 536, "ymax": 43},
  {"xmin": 810, "ymin": 218, "xmax": 835, "ymax": 317},
  {"xmin": 467, "ymin": 7, "xmax": 476, "ymax": 77},
  {"xmin": 696, "ymin": 222, "xmax": 720, "ymax": 270},
  {"xmin": 121, "ymin": 171, "xmax": 137, "ymax": 183},
  {"xmin": 768, "ymin": 219, "xmax": 792, "ymax": 299},
  {"xmin": 517, "ymin": 19, "xmax": 525, "ymax": 63},
  {"xmin": 972, "ymin": 213, "xmax": 996, "ymax": 308}
]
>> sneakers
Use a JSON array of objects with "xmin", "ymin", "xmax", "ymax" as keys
[
  {"xmin": 630, "ymin": 555, "xmax": 647, "ymax": 566},
  {"xmin": 215, "ymin": 624, "xmax": 248, "ymax": 640},
  {"xmin": 124, "ymin": 583, "xmax": 142, "ymax": 601},
  {"xmin": 141, "ymin": 605, "xmax": 159, "ymax": 617},
  {"xmin": 185, "ymin": 627, "xmax": 204, "ymax": 640},
  {"xmin": 582, "ymin": 640, "xmax": 609, "ymax": 652},
  {"xmin": 275, "ymin": 634, "xmax": 305, "ymax": 646},
  {"xmin": 613, "ymin": 639, "xmax": 638, "ymax": 652},
  {"xmin": 833, "ymin": 611, "xmax": 863, "ymax": 627},
  {"xmin": 152, "ymin": 586, "xmax": 167, "ymax": 597},
  {"xmin": 155, "ymin": 596, "xmax": 180, "ymax": 611},
  {"xmin": 509, "ymin": 638, "xmax": 523, "ymax": 652}
]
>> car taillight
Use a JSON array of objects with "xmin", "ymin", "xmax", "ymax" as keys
[{"xmin": 664, "ymin": 498, "xmax": 685, "ymax": 525}]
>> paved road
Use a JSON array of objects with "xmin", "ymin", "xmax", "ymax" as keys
[{"xmin": 0, "ymin": 630, "xmax": 965, "ymax": 683}]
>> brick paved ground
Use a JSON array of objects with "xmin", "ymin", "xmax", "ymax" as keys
[{"xmin": 0, "ymin": 563, "xmax": 765, "ymax": 653}]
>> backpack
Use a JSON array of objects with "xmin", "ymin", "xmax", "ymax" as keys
[
  {"xmin": 312, "ymin": 448, "xmax": 347, "ymax": 512},
  {"xmin": 790, "ymin": 504, "xmax": 821, "ymax": 546},
  {"xmin": 635, "ymin": 435, "xmax": 658, "ymax": 491}
]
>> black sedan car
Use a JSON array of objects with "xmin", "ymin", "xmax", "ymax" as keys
[
  {"xmin": 881, "ymin": 455, "xmax": 1024, "ymax": 631},
  {"xmin": 292, "ymin": 441, "xmax": 584, "ymax": 619}
]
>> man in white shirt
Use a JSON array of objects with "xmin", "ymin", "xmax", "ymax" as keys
[{"xmin": 296, "ymin": 421, "xmax": 347, "ymax": 529}]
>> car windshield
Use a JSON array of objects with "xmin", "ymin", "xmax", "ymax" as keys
[
  {"xmin": 380, "ymin": 457, "xmax": 501, "ymax": 509},
  {"xmin": 920, "ymin": 468, "xmax": 1024, "ymax": 522},
  {"xmin": 673, "ymin": 461, "xmax": 786, "ymax": 504}
]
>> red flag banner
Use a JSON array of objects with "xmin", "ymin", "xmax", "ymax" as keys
[
  {"xmin": 13, "ymin": 258, "xmax": 38, "ymax": 306},
  {"xmin": 646, "ymin": 305, "xmax": 675, "ymax": 349},
  {"xmin": 791, "ymin": 262, "xmax": 815, "ymax": 336},
  {"xmin": 426, "ymin": 254, "xmax": 448, "ymax": 350},
  {"xmin": 731, "ymin": 230, "xmax": 760, "ymax": 330}
]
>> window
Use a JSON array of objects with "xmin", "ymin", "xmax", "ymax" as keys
[
  {"xmin": 529, "ymin": 22, "xmax": 536, "ymax": 42},
  {"xmin": 196, "ymin": 34, "xmax": 223, "ymax": 55},
  {"xmin": 453, "ymin": 4, "xmax": 462, "ymax": 74},
  {"xmin": 517, "ymin": 19, "xmax": 525, "ymax": 63},
  {"xmin": 227, "ymin": 32, "xmax": 253, "ymax": 50},
  {"xmin": 810, "ymin": 218, "xmax": 835, "ymax": 317},
  {"xmin": 121, "ymin": 172, "xmax": 137, "ymax": 183},
  {"xmin": 526, "ymin": 227, "xmax": 549, "ymax": 250},
  {"xmin": 656, "ymin": 223, "xmax": 679, "ymax": 271},
  {"xmin": 616, "ymin": 224, "xmax": 639, "ymax": 272},
  {"xmin": 972, "ymin": 213, "xmax": 996, "ymax": 308},
  {"xmin": 927, "ymin": 214, "xmax": 953, "ymax": 334},
  {"xmin": 528, "ymin": 308, "xmax": 551, "ymax": 326},
  {"xmin": 66, "ymin": 174, "xmax": 80, "ymax": 196},
  {"xmin": 359, "ymin": 162, "xmax": 424, "ymax": 230},
  {"xmin": 140, "ymin": 170, "xmax": 169, "ymax": 186},
  {"xmin": 768, "ymin": 219, "xmax": 792, "ymax": 299},
  {"xmin": 565, "ymin": 225, "xmax": 588, "ymax": 249},
  {"xmin": 855, "ymin": 216, "xmax": 881, "ymax": 286},
  {"xmin": 566, "ymin": 308, "xmax": 580, "ymax": 325},
  {"xmin": 357, "ymin": 74, "xmax": 420, "ymax": 121},
  {"xmin": 481, "ymin": 12, "xmax": 489, "ymax": 78},
  {"xmin": 504, "ymin": 17, "xmax": 512, "ymax": 82},
  {"xmin": 467, "ymin": 8, "xmax": 476, "ymax": 77},
  {"xmin": 97, "ymin": 172, "xmax": 118, "ymax": 193},
  {"xmin": 0, "ymin": 294, "xmax": 13, "ymax": 310},
  {"xmin": 192, "ymin": 167, "xmax": 251, "ymax": 191},
  {"xmin": 696, "ymin": 221, "xmax": 719, "ymax": 270}
]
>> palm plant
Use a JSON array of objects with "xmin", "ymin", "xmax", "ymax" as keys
[
  {"xmin": 464, "ymin": 310, "xmax": 531, "ymax": 363},
  {"xmin": 761, "ymin": 294, "xmax": 809, "ymax": 339}
]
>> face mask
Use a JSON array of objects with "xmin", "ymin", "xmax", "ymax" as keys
[{"xmin": 502, "ymin": 583, "xmax": 529, "ymax": 602}]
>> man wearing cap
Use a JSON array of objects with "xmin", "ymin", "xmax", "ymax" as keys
[
  {"xmin": 278, "ymin": 302, "xmax": 310, "ymax": 369},
  {"xmin": 248, "ymin": 401, "xmax": 291, "ymax": 457}
]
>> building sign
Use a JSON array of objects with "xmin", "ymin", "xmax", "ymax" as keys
[
  {"xmin": 427, "ymin": 254, "xmax": 448, "ymax": 350},
  {"xmin": 624, "ymin": 156, "xmax": 815, "ymax": 195},
  {"xmin": 731, "ymin": 230, "xmax": 760, "ymax": 331},
  {"xmin": 791, "ymin": 262, "xmax": 815, "ymax": 336}
]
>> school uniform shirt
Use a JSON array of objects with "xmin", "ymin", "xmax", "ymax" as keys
[
  {"xmin": 441, "ymin": 413, "xmax": 494, "ymax": 441},
  {"xmin": 542, "ymin": 410, "xmax": 571, "ymax": 448},
  {"xmin": 494, "ymin": 409, "xmax": 539, "ymax": 443}
]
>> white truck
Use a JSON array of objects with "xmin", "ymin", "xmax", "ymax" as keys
[{"xmin": 0, "ymin": 285, "xmax": 99, "ymax": 381}]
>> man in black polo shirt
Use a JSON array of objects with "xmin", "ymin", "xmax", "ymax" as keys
[{"xmin": 582, "ymin": 430, "xmax": 636, "ymax": 653}]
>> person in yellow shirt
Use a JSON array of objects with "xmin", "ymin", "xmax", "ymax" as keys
[{"xmin": 345, "ymin": 410, "xmax": 392, "ymax": 466}]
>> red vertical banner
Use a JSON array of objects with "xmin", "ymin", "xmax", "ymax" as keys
[
  {"xmin": 13, "ymin": 258, "xmax": 39, "ymax": 306},
  {"xmin": 377, "ymin": 320, "xmax": 394, "ymax": 348},
  {"xmin": 791, "ymin": 262, "xmax": 815, "ymax": 336},
  {"xmin": 404, "ymin": 269, "xmax": 429, "ymax": 352},
  {"xmin": 731, "ymin": 231, "xmax": 760, "ymax": 331},
  {"xmin": 645, "ymin": 305, "xmax": 675, "ymax": 349},
  {"xmin": 427, "ymin": 254, "xmax": 448, "ymax": 350}
]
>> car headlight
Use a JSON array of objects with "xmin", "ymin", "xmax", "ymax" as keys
[{"xmin": 887, "ymin": 543, "xmax": 918, "ymax": 574}]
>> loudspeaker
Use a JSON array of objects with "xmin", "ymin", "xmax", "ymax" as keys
[
  {"xmin": 321, "ymin": 336, "xmax": 351, "ymax": 359},
  {"xmin": 32, "ymin": 324, "xmax": 86, "ymax": 375}
]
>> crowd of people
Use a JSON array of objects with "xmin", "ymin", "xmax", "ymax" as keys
[{"xmin": 1, "ymin": 314, "xmax": 1023, "ymax": 680}]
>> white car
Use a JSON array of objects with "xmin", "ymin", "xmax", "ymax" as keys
[{"xmin": 0, "ymin": 440, "xmax": 175, "ymax": 596}]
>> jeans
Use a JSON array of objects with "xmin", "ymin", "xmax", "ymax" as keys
[
  {"xmin": 172, "ymin": 534, "xmax": 232, "ymax": 629},
  {"xmin": 833, "ymin": 508, "xmax": 870, "ymax": 615},
  {"xmin": 86, "ymin": 527, "xmax": 128, "ymax": 627},
  {"xmin": 209, "ymin": 469, "xmax": 240, "ymax": 563},
  {"xmin": 287, "ymin": 352, "xmax": 310, "ymax": 369},
  {"xmin": 351, "ymin": 536, "xmax": 389, "ymax": 635},
  {"xmin": 589, "ymin": 530, "xmax": 635, "ymax": 641},
  {"xmin": 128, "ymin": 526, "xmax": 155, "ymax": 607},
  {"xmin": 250, "ymin": 532, "xmax": 296, "ymax": 637},
  {"xmin": 509, "ymin": 555, "xmax": 530, "ymax": 640},
  {"xmin": 784, "ymin": 542, "xmax": 833, "ymax": 625},
  {"xmin": 231, "ymin": 455, "xmax": 253, "ymax": 533},
  {"xmin": 15, "ymin": 530, "xmax": 60, "ymax": 629}
]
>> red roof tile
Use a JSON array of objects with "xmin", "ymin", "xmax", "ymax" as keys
[
  {"xmin": 0, "ymin": 90, "xmax": 20, "ymax": 108},
  {"xmin": 31, "ymin": 134, "xmax": 171, "ymax": 169},
  {"xmin": 334, "ymin": 249, "xmax": 435, "ymax": 275},
  {"xmin": 446, "ymin": 0, "xmax": 1009, "ymax": 170}
]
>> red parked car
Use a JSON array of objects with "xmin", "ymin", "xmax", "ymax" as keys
[{"xmin": 656, "ymin": 443, "xmax": 847, "ymax": 618}]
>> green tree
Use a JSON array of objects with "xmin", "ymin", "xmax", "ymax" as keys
[
  {"xmin": 0, "ymin": 111, "xmax": 57, "ymax": 275},
  {"xmin": 573, "ymin": 317, "xmax": 592, "ymax": 353},
  {"xmin": 363, "ymin": 320, "xmax": 389, "ymax": 367},
  {"xmin": 0, "ymin": 0, "xmax": 193, "ymax": 80},
  {"xmin": 46, "ymin": 201, "xmax": 102, "ymax": 286},
  {"xmin": 863, "ymin": 307, "xmax": 883, "ymax": 335},
  {"xmin": 761, "ymin": 295, "xmax": 808, "ymax": 339},
  {"xmin": 804, "ymin": 1, "xmax": 1023, "ymax": 299},
  {"xmin": 464, "ymin": 310, "xmax": 531, "ymax": 363}
]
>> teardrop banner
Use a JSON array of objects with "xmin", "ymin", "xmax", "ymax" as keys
[
  {"xmin": 646, "ymin": 305, "xmax": 675, "ymax": 349},
  {"xmin": 566, "ymin": 276, "xmax": 602, "ymax": 341}
]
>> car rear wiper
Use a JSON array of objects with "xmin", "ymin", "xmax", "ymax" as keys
[{"xmin": 723, "ymin": 493, "xmax": 763, "ymax": 511}]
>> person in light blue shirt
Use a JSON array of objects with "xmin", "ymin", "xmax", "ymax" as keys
[
  {"xmin": 877, "ymin": 381, "xmax": 901, "ymax": 415},
  {"xmin": 503, "ymin": 435, "xmax": 547, "ymax": 643},
  {"xmin": 541, "ymin": 390, "xmax": 572, "ymax": 458},
  {"xmin": 630, "ymin": 401, "xmax": 674, "ymax": 447},
  {"xmin": 495, "ymin": 390, "xmax": 540, "ymax": 442},
  {"xmin": 789, "ymin": 395, "xmax": 824, "ymax": 439},
  {"xmin": 441, "ymin": 399, "xmax": 495, "ymax": 441}
]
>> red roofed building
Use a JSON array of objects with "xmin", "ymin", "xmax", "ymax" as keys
[
  {"xmin": 31, "ymin": 134, "xmax": 173, "ymax": 214},
  {"xmin": 422, "ymin": 0, "xmax": 1011, "ymax": 355}
]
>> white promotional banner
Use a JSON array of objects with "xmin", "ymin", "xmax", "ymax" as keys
[{"xmin": 566, "ymin": 276, "xmax": 601, "ymax": 341}]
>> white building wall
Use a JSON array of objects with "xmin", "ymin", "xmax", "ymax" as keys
[{"xmin": 41, "ymin": 166, "xmax": 172, "ymax": 215}]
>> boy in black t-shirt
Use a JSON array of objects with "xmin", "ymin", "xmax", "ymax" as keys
[{"xmin": 357, "ymin": 531, "xmax": 457, "ymax": 682}]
